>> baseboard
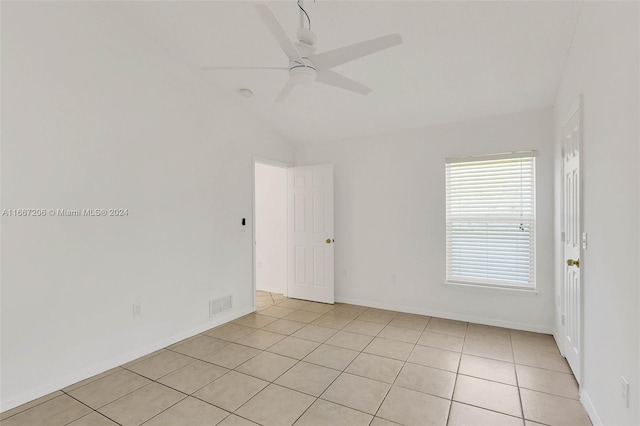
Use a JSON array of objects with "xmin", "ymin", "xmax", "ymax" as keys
[
  {"xmin": 0, "ymin": 306, "xmax": 254, "ymax": 413},
  {"xmin": 335, "ymin": 296, "xmax": 553, "ymax": 334},
  {"xmin": 580, "ymin": 388, "xmax": 603, "ymax": 426}
]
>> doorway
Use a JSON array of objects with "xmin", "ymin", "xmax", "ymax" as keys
[{"xmin": 254, "ymin": 161, "xmax": 288, "ymax": 301}]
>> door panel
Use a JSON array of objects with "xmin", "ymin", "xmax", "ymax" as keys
[
  {"xmin": 287, "ymin": 164, "xmax": 334, "ymax": 303},
  {"xmin": 563, "ymin": 100, "xmax": 582, "ymax": 383}
]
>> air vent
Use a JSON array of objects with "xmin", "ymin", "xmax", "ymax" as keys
[{"xmin": 209, "ymin": 295, "xmax": 232, "ymax": 317}]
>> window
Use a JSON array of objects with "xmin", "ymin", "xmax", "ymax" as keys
[{"xmin": 445, "ymin": 152, "xmax": 536, "ymax": 290}]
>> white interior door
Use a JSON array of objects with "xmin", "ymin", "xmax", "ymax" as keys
[
  {"xmin": 562, "ymin": 98, "xmax": 582, "ymax": 383},
  {"xmin": 287, "ymin": 164, "xmax": 334, "ymax": 304}
]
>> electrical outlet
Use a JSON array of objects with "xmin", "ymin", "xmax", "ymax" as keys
[
  {"xmin": 133, "ymin": 303, "xmax": 141, "ymax": 318},
  {"xmin": 622, "ymin": 376, "xmax": 629, "ymax": 408}
]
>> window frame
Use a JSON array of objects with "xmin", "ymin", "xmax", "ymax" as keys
[{"xmin": 445, "ymin": 151, "xmax": 537, "ymax": 291}]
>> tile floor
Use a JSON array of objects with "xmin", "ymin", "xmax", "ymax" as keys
[{"xmin": 0, "ymin": 291, "xmax": 591, "ymax": 426}]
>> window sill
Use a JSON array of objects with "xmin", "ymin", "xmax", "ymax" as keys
[{"xmin": 444, "ymin": 281, "xmax": 538, "ymax": 297}]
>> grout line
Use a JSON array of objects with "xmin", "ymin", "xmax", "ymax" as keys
[{"xmin": 7, "ymin": 296, "xmax": 574, "ymax": 426}]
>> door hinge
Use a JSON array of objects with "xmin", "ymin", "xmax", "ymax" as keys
[
  {"xmin": 561, "ymin": 231, "xmax": 565, "ymax": 242},
  {"xmin": 561, "ymin": 314, "xmax": 565, "ymax": 325}
]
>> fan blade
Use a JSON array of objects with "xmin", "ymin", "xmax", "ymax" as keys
[
  {"xmin": 312, "ymin": 33, "xmax": 402, "ymax": 71},
  {"xmin": 275, "ymin": 79, "xmax": 296, "ymax": 102},
  {"xmin": 201, "ymin": 66, "xmax": 288, "ymax": 71},
  {"xmin": 254, "ymin": 4, "xmax": 304, "ymax": 64},
  {"xmin": 315, "ymin": 70, "xmax": 371, "ymax": 95}
]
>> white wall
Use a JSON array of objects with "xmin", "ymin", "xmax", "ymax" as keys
[
  {"xmin": 553, "ymin": 2, "xmax": 639, "ymax": 425},
  {"xmin": 296, "ymin": 108, "xmax": 555, "ymax": 332},
  {"xmin": 0, "ymin": 2, "xmax": 294, "ymax": 411},
  {"xmin": 255, "ymin": 163, "xmax": 287, "ymax": 294}
]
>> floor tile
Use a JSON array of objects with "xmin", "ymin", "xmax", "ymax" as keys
[
  {"xmin": 67, "ymin": 411, "xmax": 119, "ymax": 425},
  {"xmin": 126, "ymin": 350, "xmax": 193, "ymax": 380},
  {"xmin": 275, "ymin": 361, "xmax": 341, "ymax": 397},
  {"xmin": 466, "ymin": 323, "xmax": 512, "ymax": 346},
  {"xmin": 170, "ymin": 335, "xmax": 228, "ymax": 359},
  {"xmin": 520, "ymin": 389, "xmax": 591, "ymax": 425},
  {"xmin": 200, "ymin": 343, "xmax": 261, "ymax": 369},
  {"xmin": 63, "ymin": 368, "xmax": 122, "ymax": 393},
  {"xmin": 236, "ymin": 351, "xmax": 297, "ymax": 381},
  {"xmin": 303, "ymin": 344, "xmax": 359, "ymax": 370},
  {"xmin": 448, "ymin": 402, "xmax": 524, "ymax": 426},
  {"xmin": 513, "ymin": 347, "xmax": 572, "ymax": 373},
  {"xmin": 157, "ymin": 360, "xmax": 228, "ymax": 394},
  {"xmin": 236, "ymin": 384, "xmax": 315, "ymax": 426},
  {"xmin": 299, "ymin": 302, "xmax": 335, "ymax": 314},
  {"xmin": 68, "ymin": 369, "xmax": 151, "ymax": 409},
  {"xmin": 463, "ymin": 338, "xmax": 514, "ymax": 362},
  {"xmin": 324, "ymin": 330, "xmax": 374, "ymax": 351},
  {"xmin": 278, "ymin": 299, "xmax": 313, "ymax": 310},
  {"xmin": 0, "ymin": 395, "xmax": 91, "ymax": 426},
  {"xmin": 459, "ymin": 354, "xmax": 517, "ymax": 385},
  {"xmin": 311, "ymin": 313, "xmax": 353, "ymax": 329},
  {"xmin": 357, "ymin": 310, "xmax": 395, "ymax": 324},
  {"xmin": 217, "ymin": 415, "xmax": 259, "ymax": 425},
  {"xmin": 425, "ymin": 318, "xmax": 468, "ymax": 337},
  {"xmin": 294, "ymin": 398, "xmax": 372, "ymax": 426},
  {"xmin": 292, "ymin": 324, "xmax": 338, "ymax": 342},
  {"xmin": 510, "ymin": 330, "xmax": 558, "ymax": 350},
  {"xmin": 142, "ymin": 396, "xmax": 229, "ymax": 426},
  {"xmin": 453, "ymin": 375, "xmax": 522, "ymax": 418},
  {"xmin": 512, "ymin": 339, "xmax": 560, "ymax": 355},
  {"xmin": 283, "ymin": 310, "xmax": 323, "ymax": 323},
  {"xmin": 370, "ymin": 418, "xmax": 402, "ymax": 426},
  {"xmin": 331, "ymin": 306, "xmax": 366, "ymax": 319},
  {"xmin": 98, "ymin": 382, "xmax": 185, "ymax": 426},
  {"xmin": 395, "ymin": 362, "xmax": 456, "ymax": 399},
  {"xmin": 387, "ymin": 315, "xmax": 429, "ymax": 331},
  {"xmin": 235, "ymin": 329, "xmax": 286, "ymax": 350},
  {"xmin": 363, "ymin": 337, "xmax": 414, "ymax": 361},
  {"xmin": 407, "ymin": 345, "xmax": 460, "ymax": 372},
  {"xmin": 259, "ymin": 305, "xmax": 297, "ymax": 318},
  {"xmin": 232, "ymin": 313, "xmax": 278, "ymax": 329},
  {"xmin": 262, "ymin": 319, "xmax": 307, "ymax": 335},
  {"xmin": 320, "ymin": 373, "xmax": 390, "ymax": 414},
  {"xmin": 516, "ymin": 364, "xmax": 579, "ymax": 399},
  {"xmin": 204, "ymin": 323, "xmax": 256, "ymax": 342},
  {"xmin": 0, "ymin": 390, "xmax": 64, "ymax": 421},
  {"xmin": 267, "ymin": 336, "xmax": 320, "ymax": 359},
  {"xmin": 378, "ymin": 325, "xmax": 422, "ymax": 343},
  {"xmin": 417, "ymin": 331, "xmax": 464, "ymax": 352},
  {"xmin": 345, "ymin": 353, "xmax": 403, "ymax": 383},
  {"xmin": 377, "ymin": 386, "xmax": 450, "ymax": 426},
  {"xmin": 342, "ymin": 319, "xmax": 386, "ymax": 336},
  {"xmin": 193, "ymin": 371, "xmax": 268, "ymax": 412}
]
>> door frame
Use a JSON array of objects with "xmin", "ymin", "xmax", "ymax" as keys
[
  {"xmin": 558, "ymin": 94, "xmax": 584, "ymax": 384},
  {"xmin": 252, "ymin": 157, "xmax": 291, "ymax": 311}
]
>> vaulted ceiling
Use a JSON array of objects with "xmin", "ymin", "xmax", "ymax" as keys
[{"xmin": 114, "ymin": 1, "xmax": 583, "ymax": 145}]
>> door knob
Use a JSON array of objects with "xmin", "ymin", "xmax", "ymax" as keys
[
  {"xmin": 567, "ymin": 259, "xmax": 580, "ymax": 268},
  {"xmin": 326, "ymin": 238, "xmax": 333, "ymax": 244}
]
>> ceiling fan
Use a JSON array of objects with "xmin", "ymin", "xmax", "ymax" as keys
[{"xmin": 203, "ymin": 1, "xmax": 403, "ymax": 101}]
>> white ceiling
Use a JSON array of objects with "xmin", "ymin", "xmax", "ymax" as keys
[{"xmin": 114, "ymin": 1, "xmax": 583, "ymax": 145}]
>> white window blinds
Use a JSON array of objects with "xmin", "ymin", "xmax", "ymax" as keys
[{"xmin": 445, "ymin": 152, "xmax": 536, "ymax": 289}]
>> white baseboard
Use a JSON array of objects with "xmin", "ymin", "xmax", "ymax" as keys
[
  {"xmin": 335, "ymin": 296, "xmax": 553, "ymax": 334},
  {"xmin": 580, "ymin": 388, "xmax": 603, "ymax": 426},
  {"xmin": 0, "ymin": 306, "xmax": 254, "ymax": 413}
]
